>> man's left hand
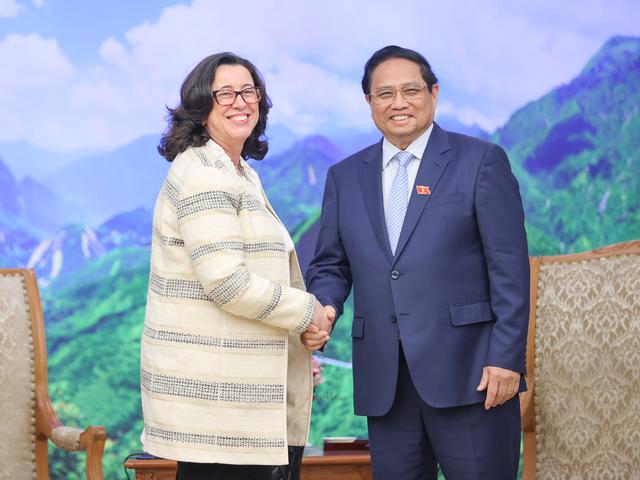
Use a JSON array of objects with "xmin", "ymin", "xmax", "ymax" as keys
[{"xmin": 476, "ymin": 366, "xmax": 520, "ymax": 410}]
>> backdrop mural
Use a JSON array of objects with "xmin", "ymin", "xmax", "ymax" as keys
[{"xmin": 0, "ymin": 1, "xmax": 638, "ymax": 477}]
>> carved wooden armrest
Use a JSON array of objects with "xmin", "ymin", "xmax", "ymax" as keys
[
  {"xmin": 50, "ymin": 425, "xmax": 106, "ymax": 450},
  {"xmin": 36, "ymin": 389, "xmax": 107, "ymax": 479}
]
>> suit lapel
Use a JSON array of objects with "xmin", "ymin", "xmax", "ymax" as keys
[
  {"xmin": 392, "ymin": 124, "xmax": 452, "ymax": 265},
  {"xmin": 358, "ymin": 141, "xmax": 393, "ymax": 263}
]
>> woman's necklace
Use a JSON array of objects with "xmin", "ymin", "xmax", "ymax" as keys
[{"xmin": 236, "ymin": 162, "xmax": 248, "ymax": 180}]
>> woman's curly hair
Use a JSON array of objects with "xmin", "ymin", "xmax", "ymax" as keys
[{"xmin": 158, "ymin": 52, "xmax": 272, "ymax": 162}]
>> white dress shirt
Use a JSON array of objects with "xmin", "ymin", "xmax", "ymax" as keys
[{"xmin": 382, "ymin": 124, "xmax": 434, "ymax": 222}]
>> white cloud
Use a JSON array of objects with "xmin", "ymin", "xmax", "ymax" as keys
[
  {"xmin": 0, "ymin": 34, "xmax": 77, "ymax": 149},
  {"xmin": 0, "ymin": 33, "xmax": 74, "ymax": 91},
  {"xmin": 453, "ymin": 107, "xmax": 499, "ymax": 132},
  {"xmin": 0, "ymin": 0, "xmax": 23, "ymax": 18},
  {"xmin": 265, "ymin": 56, "xmax": 370, "ymax": 134},
  {"xmin": 0, "ymin": 0, "xmax": 638, "ymax": 150},
  {"xmin": 33, "ymin": 0, "xmax": 44, "ymax": 6}
]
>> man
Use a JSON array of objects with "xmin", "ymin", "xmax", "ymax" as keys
[{"xmin": 303, "ymin": 46, "xmax": 529, "ymax": 479}]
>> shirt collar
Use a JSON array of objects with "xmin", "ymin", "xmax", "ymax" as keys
[
  {"xmin": 205, "ymin": 139, "xmax": 255, "ymax": 179},
  {"xmin": 382, "ymin": 123, "xmax": 434, "ymax": 170}
]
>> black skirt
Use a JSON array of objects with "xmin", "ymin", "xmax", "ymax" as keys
[{"xmin": 176, "ymin": 445, "xmax": 304, "ymax": 480}]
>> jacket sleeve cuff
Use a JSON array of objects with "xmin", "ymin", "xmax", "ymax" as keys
[{"xmin": 291, "ymin": 294, "xmax": 315, "ymax": 335}]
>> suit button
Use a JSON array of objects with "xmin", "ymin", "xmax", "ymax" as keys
[
  {"xmin": 390, "ymin": 315, "xmax": 397, "ymax": 323},
  {"xmin": 390, "ymin": 270, "xmax": 400, "ymax": 280}
]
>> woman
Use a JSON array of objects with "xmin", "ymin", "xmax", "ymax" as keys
[{"xmin": 140, "ymin": 53, "xmax": 329, "ymax": 480}]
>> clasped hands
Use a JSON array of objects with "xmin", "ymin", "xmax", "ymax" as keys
[{"xmin": 300, "ymin": 301, "xmax": 335, "ymax": 351}]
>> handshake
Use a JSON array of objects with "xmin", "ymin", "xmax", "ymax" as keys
[{"xmin": 300, "ymin": 301, "xmax": 336, "ymax": 351}]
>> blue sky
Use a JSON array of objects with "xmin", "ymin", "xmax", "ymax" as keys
[
  {"xmin": 0, "ymin": 0, "xmax": 176, "ymax": 65},
  {"xmin": 1, "ymin": 0, "xmax": 638, "ymax": 152}
]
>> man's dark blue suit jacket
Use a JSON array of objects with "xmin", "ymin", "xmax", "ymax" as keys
[{"xmin": 305, "ymin": 123, "xmax": 530, "ymax": 416}]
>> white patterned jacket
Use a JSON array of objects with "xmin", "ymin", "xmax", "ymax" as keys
[{"xmin": 140, "ymin": 139, "xmax": 315, "ymax": 465}]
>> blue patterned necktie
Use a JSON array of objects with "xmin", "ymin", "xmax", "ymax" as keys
[{"xmin": 387, "ymin": 150, "xmax": 413, "ymax": 254}]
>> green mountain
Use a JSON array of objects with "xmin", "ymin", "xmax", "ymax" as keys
[{"xmin": 494, "ymin": 35, "xmax": 640, "ymax": 254}]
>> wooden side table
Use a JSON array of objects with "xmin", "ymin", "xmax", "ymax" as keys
[
  {"xmin": 124, "ymin": 458, "xmax": 176, "ymax": 480},
  {"xmin": 125, "ymin": 451, "xmax": 372, "ymax": 480},
  {"xmin": 302, "ymin": 452, "xmax": 372, "ymax": 480}
]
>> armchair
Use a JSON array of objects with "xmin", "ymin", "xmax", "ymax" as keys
[
  {"xmin": 0, "ymin": 268, "xmax": 106, "ymax": 479},
  {"xmin": 520, "ymin": 240, "xmax": 640, "ymax": 479}
]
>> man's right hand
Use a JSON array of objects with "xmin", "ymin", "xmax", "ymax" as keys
[
  {"xmin": 300, "ymin": 302, "xmax": 335, "ymax": 351},
  {"xmin": 323, "ymin": 304, "xmax": 336, "ymax": 324}
]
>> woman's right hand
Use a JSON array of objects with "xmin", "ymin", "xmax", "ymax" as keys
[{"xmin": 300, "ymin": 301, "xmax": 334, "ymax": 351}]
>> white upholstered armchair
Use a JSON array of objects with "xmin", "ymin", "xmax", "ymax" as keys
[
  {"xmin": 0, "ymin": 268, "xmax": 106, "ymax": 479},
  {"xmin": 520, "ymin": 240, "xmax": 640, "ymax": 479}
]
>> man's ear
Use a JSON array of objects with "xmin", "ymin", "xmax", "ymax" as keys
[
  {"xmin": 431, "ymin": 84, "xmax": 440, "ymax": 101},
  {"xmin": 364, "ymin": 94, "xmax": 371, "ymax": 105}
]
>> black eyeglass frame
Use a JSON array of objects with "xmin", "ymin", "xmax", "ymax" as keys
[{"xmin": 211, "ymin": 87, "xmax": 262, "ymax": 105}]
